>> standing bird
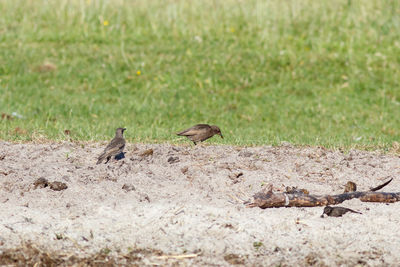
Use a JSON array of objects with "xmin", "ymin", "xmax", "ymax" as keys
[
  {"xmin": 176, "ymin": 124, "xmax": 223, "ymax": 145},
  {"xmin": 321, "ymin": 206, "xmax": 362, "ymax": 217},
  {"xmin": 96, "ymin": 127, "xmax": 126, "ymax": 164}
]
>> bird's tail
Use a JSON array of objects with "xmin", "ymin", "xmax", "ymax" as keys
[
  {"xmin": 96, "ymin": 153, "xmax": 105, "ymax": 164},
  {"xmin": 176, "ymin": 129, "xmax": 189, "ymax": 136}
]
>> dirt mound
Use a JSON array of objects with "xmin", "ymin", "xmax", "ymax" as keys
[{"xmin": 1, "ymin": 141, "xmax": 400, "ymax": 265}]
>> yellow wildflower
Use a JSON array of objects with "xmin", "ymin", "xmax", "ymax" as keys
[
  {"xmin": 136, "ymin": 70, "xmax": 141, "ymax": 76},
  {"xmin": 103, "ymin": 20, "xmax": 109, "ymax": 26}
]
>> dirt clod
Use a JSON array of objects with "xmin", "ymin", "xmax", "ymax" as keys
[
  {"xmin": 224, "ymin": 254, "xmax": 246, "ymax": 265},
  {"xmin": 49, "ymin": 181, "xmax": 68, "ymax": 191},
  {"xmin": 33, "ymin": 178, "xmax": 67, "ymax": 191},
  {"xmin": 305, "ymin": 252, "xmax": 319, "ymax": 266},
  {"xmin": 181, "ymin": 166, "xmax": 189, "ymax": 174},
  {"xmin": 140, "ymin": 149, "xmax": 153, "ymax": 157},
  {"xmin": 167, "ymin": 156, "xmax": 179, "ymax": 164},
  {"xmin": 34, "ymin": 177, "xmax": 49, "ymax": 189},
  {"xmin": 122, "ymin": 184, "xmax": 136, "ymax": 192}
]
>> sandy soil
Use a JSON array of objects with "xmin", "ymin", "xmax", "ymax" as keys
[{"xmin": 1, "ymin": 141, "xmax": 400, "ymax": 266}]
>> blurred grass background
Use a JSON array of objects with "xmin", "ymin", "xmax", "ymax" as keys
[{"xmin": 0, "ymin": 0, "xmax": 399, "ymax": 148}]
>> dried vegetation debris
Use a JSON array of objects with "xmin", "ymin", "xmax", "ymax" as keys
[{"xmin": 0, "ymin": 242, "xmax": 164, "ymax": 266}]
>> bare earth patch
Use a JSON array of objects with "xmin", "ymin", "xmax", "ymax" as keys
[{"xmin": 0, "ymin": 141, "xmax": 400, "ymax": 266}]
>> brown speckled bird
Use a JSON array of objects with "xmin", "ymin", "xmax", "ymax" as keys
[
  {"xmin": 321, "ymin": 206, "xmax": 362, "ymax": 217},
  {"xmin": 177, "ymin": 124, "xmax": 223, "ymax": 145},
  {"xmin": 96, "ymin": 128, "xmax": 126, "ymax": 164}
]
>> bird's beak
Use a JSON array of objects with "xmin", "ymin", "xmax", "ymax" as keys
[
  {"xmin": 219, "ymin": 133, "xmax": 223, "ymax": 139},
  {"xmin": 123, "ymin": 128, "xmax": 127, "ymax": 131}
]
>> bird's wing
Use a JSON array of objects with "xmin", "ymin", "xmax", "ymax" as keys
[
  {"xmin": 104, "ymin": 137, "xmax": 125, "ymax": 152},
  {"xmin": 177, "ymin": 124, "xmax": 210, "ymax": 136}
]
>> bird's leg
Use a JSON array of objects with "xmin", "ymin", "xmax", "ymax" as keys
[{"xmin": 105, "ymin": 156, "xmax": 111, "ymax": 164}]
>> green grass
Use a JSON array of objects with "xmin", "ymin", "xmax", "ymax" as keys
[{"xmin": 1, "ymin": 0, "xmax": 400, "ymax": 148}]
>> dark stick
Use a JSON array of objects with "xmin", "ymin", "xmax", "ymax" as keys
[{"xmin": 370, "ymin": 178, "xmax": 393, "ymax": 192}]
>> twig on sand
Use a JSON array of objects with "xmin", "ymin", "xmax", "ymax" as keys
[
  {"xmin": 157, "ymin": 254, "xmax": 198, "ymax": 260},
  {"xmin": 174, "ymin": 205, "xmax": 185, "ymax": 215},
  {"xmin": 228, "ymin": 193, "xmax": 243, "ymax": 204},
  {"xmin": 65, "ymin": 236, "xmax": 84, "ymax": 251},
  {"xmin": 370, "ymin": 178, "xmax": 393, "ymax": 191}
]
